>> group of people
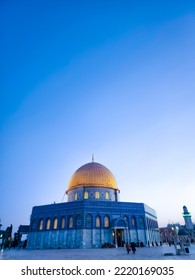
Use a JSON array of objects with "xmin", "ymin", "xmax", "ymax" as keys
[{"xmin": 125, "ymin": 242, "xmax": 136, "ymax": 254}]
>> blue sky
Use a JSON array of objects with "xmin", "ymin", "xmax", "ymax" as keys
[{"xmin": 1, "ymin": 0, "xmax": 195, "ymax": 232}]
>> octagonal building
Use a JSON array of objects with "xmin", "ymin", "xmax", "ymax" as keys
[{"xmin": 27, "ymin": 160, "xmax": 160, "ymax": 249}]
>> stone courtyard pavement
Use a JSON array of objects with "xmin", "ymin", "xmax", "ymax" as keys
[{"xmin": 0, "ymin": 244, "xmax": 195, "ymax": 260}]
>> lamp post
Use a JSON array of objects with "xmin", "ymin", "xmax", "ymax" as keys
[{"xmin": 171, "ymin": 224, "xmax": 180, "ymax": 255}]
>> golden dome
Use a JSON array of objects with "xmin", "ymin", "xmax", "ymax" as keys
[{"xmin": 66, "ymin": 162, "xmax": 119, "ymax": 193}]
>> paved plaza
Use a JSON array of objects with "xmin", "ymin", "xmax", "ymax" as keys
[{"xmin": 0, "ymin": 244, "xmax": 195, "ymax": 260}]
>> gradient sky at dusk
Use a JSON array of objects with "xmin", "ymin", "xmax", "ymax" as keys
[{"xmin": 1, "ymin": 0, "xmax": 195, "ymax": 233}]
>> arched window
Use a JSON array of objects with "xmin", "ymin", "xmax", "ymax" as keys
[
  {"xmin": 138, "ymin": 216, "xmax": 144, "ymax": 229},
  {"xmin": 61, "ymin": 217, "xmax": 65, "ymax": 229},
  {"xmin": 147, "ymin": 218, "xmax": 152, "ymax": 229},
  {"xmin": 76, "ymin": 214, "xmax": 82, "ymax": 228},
  {"xmin": 96, "ymin": 216, "xmax": 100, "ymax": 228},
  {"xmin": 86, "ymin": 214, "xmax": 92, "ymax": 228},
  {"xmin": 46, "ymin": 219, "xmax": 51, "ymax": 230},
  {"xmin": 105, "ymin": 192, "xmax": 109, "ymax": 199},
  {"xmin": 53, "ymin": 218, "xmax": 58, "ymax": 229},
  {"xmin": 95, "ymin": 191, "xmax": 100, "ymax": 199},
  {"xmin": 132, "ymin": 216, "xmax": 136, "ymax": 228},
  {"xmin": 69, "ymin": 216, "xmax": 73, "ymax": 228},
  {"xmin": 74, "ymin": 192, "xmax": 78, "ymax": 200},
  {"xmin": 104, "ymin": 216, "xmax": 109, "ymax": 228},
  {"xmin": 84, "ymin": 191, "xmax": 88, "ymax": 199},
  {"xmin": 39, "ymin": 219, "xmax": 43, "ymax": 230}
]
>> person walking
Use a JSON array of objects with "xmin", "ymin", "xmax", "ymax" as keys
[
  {"xmin": 131, "ymin": 242, "xmax": 136, "ymax": 254},
  {"xmin": 126, "ymin": 243, "xmax": 131, "ymax": 254}
]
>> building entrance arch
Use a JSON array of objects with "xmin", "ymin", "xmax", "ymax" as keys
[
  {"xmin": 113, "ymin": 228, "xmax": 124, "ymax": 247},
  {"xmin": 111, "ymin": 218, "xmax": 128, "ymax": 247}
]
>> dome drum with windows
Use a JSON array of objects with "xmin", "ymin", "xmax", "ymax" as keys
[{"xmin": 66, "ymin": 161, "xmax": 120, "ymax": 202}]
